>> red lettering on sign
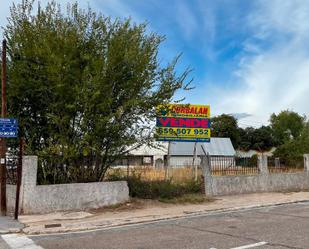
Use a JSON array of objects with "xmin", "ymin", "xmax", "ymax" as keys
[
  {"xmin": 170, "ymin": 118, "xmax": 178, "ymax": 127},
  {"xmin": 158, "ymin": 118, "xmax": 209, "ymax": 128},
  {"xmin": 200, "ymin": 119, "xmax": 208, "ymax": 128},
  {"xmin": 159, "ymin": 118, "xmax": 170, "ymax": 126},
  {"xmin": 179, "ymin": 118, "xmax": 191, "ymax": 127}
]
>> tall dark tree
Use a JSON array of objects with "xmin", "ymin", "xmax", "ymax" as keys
[
  {"xmin": 239, "ymin": 126, "xmax": 275, "ymax": 151},
  {"xmin": 211, "ymin": 114, "xmax": 240, "ymax": 148},
  {"xmin": 2, "ymin": 0, "xmax": 191, "ymax": 181}
]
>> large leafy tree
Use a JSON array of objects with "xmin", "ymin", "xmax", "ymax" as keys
[
  {"xmin": 2, "ymin": 0, "xmax": 191, "ymax": 181},
  {"xmin": 270, "ymin": 110, "xmax": 305, "ymax": 145},
  {"xmin": 238, "ymin": 126, "xmax": 275, "ymax": 151},
  {"xmin": 211, "ymin": 114, "xmax": 240, "ymax": 148},
  {"xmin": 274, "ymin": 123, "xmax": 309, "ymax": 157}
]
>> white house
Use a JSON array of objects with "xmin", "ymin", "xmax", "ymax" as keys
[
  {"xmin": 236, "ymin": 147, "xmax": 276, "ymax": 157},
  {"xmin": 115, "ymin": 137, "xmax": 235, "ymax": 168}
]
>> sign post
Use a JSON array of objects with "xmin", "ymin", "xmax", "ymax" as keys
[{"xmin": 0, "ymin": 118, "xmax": 19, "ymax": 216}]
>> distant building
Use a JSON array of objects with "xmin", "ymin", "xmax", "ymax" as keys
[
  {"xmin": 168, "ymin": 138, "xmax": 235, "ymax": 167},
  {"xmin": 236, "ymin": 148, "xmax": 276, "ymax": 158},
  {"xmin": 113, "ymin": 137, "xmax": 235, "ymax": 168}
]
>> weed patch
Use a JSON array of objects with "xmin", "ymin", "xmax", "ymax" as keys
[
  {"xmin": 159, "ymin": 194, "xmax": 209, "ymax": 204},
  {"xmin": 107, "ymin": 171, "xmax": 202, "ymax": 199}
]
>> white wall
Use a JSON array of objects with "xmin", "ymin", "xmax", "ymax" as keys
[
  {"xmin": 15, "ymin": 156, "xmax": 129, "ymax": 214},
  {"xmin": 5, "ymin": 184, "xmax": 16, "ymax": 214}
]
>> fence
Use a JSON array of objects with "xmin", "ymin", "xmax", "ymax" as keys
[
  {"xmin": 37, "ymin": 154, "xmax": 307, "ymax": 184},
  {"xmin": 106, "ymin": 165, "xmax": 201, "ymax": 183},
  {"xmin": 204, "ymin": 154, "xmax": 309, "ymax": 197},
  {"xmin": 211, "ymin": 156, "xmax": 258, "ymax": 176},
  {"xmin": 106, "ymin": 156, "xmax": 258, "ymax": 182},
  {"xmin": 37, "ymin": 155, "xmax": 106, "ymax": 185},
  {"xmin": 210, "ymin": 155, "xmax": 305, "ymax": 176},
  {"xmin": 5, "ymin": 144, "xmax": 21, "ymax": 185},
  {"xmin": 6, "ymin": 154, "xmax": 19, "ymax": 185},
  {"xmin": 268, "ymin": 156, "xmax": 304, "ymax": 173}
]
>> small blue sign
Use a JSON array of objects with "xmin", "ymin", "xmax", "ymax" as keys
[{"xmin": 0, "ymin": 118, "xmax": 18, "ymax": 138}]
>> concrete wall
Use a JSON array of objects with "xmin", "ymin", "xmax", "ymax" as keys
[
  {"xmin": 11, "ymin": 156, "xmax": 129, "ymax": 214},
  {"xmin": 211, "ymin": 173, "xmax": 309, "ymax": 196},
  {"xmin": 203, "ymin": 154, "xmax": 309, "ymax": 197},
  {"xmin": 22, "ymin": 181, "xmax": 129, "ymax": 214},
  {"xmin": 6, "ymin": 184, "xmax": 16, "ymax": 214}
]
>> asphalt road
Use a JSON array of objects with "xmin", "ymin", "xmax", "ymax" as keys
[{"xmin": 2, "ymin": 202, "xmax": 309, "ymax": 249}]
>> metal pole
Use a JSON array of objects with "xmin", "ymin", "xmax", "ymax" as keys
[
  {"xmin": 15, "ymin": 138, "xmax": 24, "ymax": 220},
  {"xmin": 126, "ymin": 157, "xmax": 130, "ymax": 179},
  {"xmin": 0, "ymin": 39, "xmax": 7, "ymax": 216},
  {"xmin": 192, "ymin": 142, "xmax": 198, "ymax": 181},
  {"xmin": 164, "ymin": 142, "xmax": 171, "ymax": 180}
]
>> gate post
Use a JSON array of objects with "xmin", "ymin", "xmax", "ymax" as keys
[
  {"xmin": 18, "ymin": 156, "xmax": 38, "ymax": 214},
  {"xmin": 202, "ymin": 154, "xmax": 213, "ymax": 197},
  {"xmin": 258, "ymin": 155, "xmax": 269, "ymax": 175},
  {"xmin": 304, "ymin": 154, "xmax": 309, "ymax": 172}
]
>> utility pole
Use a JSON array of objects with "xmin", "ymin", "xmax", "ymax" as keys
[{"xmin": 0, "ymin": 39, "xmax": 7, "ymax": 216}]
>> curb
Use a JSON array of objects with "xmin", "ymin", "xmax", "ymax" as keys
[
  {"xmin": 0, "ymin": 228, "xmax": 22, "ymax": 235},
  {"xmin": 23, "ymin": 199, "xmax": 309, "ymax": 236}
]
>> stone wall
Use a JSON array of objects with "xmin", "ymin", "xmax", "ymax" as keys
[
  {"xmin": 204, "ymin": 154, "xmax": 309, "ymax": 197},
  {"xmin": 5, "ymin": 184, "xmax": 16, "ymax": 214},
  {"xmin": 210, "ymin": 173, "xmax": 309, "ymax": 196},
  {"xmin": 9, "ymin": 156, "xmax": 129, "ymax": 214}
]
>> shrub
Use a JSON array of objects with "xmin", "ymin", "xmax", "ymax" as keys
[{"xmin": 107, "ymin": 171, "xmax": 202, "ymax": 199}]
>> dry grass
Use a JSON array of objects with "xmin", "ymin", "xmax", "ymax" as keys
[
  {"xmin": 106, "ymin": 166, "xmax": 203, "ymax": 183},
  {"xmin": 211, "ymin": 170, "xmax": 259, "ymax": 176},
  {"xmin": 105, "ymin": 165, "xmax": 305, "ymax": 182},
  {"xmin": 268, "ymin": 167, "xmax": 304, "ymax": 174}
]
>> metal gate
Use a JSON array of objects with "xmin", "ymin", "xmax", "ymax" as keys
[{"xmin": 0, "ymin": 139, "xmax": 24, "ymax": 218}]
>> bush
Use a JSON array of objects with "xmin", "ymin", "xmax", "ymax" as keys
[{"xmin": 107, "ymin": 172, "xmax": 202, "ymax": 199}]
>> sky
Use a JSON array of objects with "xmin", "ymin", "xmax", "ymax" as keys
[{"xmin": 1, "ymin": 0, "xmax": 309, "ymax": 127}]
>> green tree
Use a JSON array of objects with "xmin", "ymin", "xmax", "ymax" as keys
[
  {"xmin": 274, "ymin": 123, "xmax": 309, "ymax": 157},
  {"xmin": 2, "ymin": 0, "xmax": 191, "ymax": 181},
  {"xmin": 211, "ymin": 114, "xmax": 240, "ymax": 148},
  {"xmin": 238, "ymin": 127, "xmax": 254, "ymax": 151},
  {"xmin": 238, "ymin": 126, "xmax": 275, "ymax": 151},
  {"xmin": 270, "ymin": 110, "xmax": 305, "ymax": 145}
]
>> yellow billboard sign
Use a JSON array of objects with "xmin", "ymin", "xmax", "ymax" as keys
[{"xmin": 156, "ymin": 104, "xmax": 211, "ymax": 142}]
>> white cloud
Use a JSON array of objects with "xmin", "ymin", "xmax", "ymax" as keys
[
  {"xmin": 94, "ymin": 0, "xmax": 141, "ymax": 22},
  {"xmin": 0, "ymin": 0, "xmax": 14, "ymax": 36},
  {"xmin": 175, "ymin": 2, "xmax": 198, "ymax": 41},
  {"xmin": 207, "ymin": 0, "xmax": 309, "ymax": 127}
]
